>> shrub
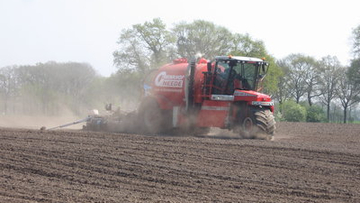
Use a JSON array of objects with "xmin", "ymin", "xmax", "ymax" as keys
[
  {"xmin": 306, "ymin": 105, "xmax": 326, "ymax": 122},
  {"xmin": 281, "ymin": 101, "xmax": 307, "ymax": 122}
]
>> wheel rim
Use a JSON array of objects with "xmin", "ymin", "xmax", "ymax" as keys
[{"xmin": 242, "ymin": 117, "xmax": 253, "ymax": 132}]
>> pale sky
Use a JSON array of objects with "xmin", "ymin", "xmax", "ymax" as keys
[{"xmin": 0, "ymin": 0, "xmax": 359, "ymax": 76}]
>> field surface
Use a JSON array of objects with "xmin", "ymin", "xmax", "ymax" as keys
[{"xmin": 0, "ymin": 122, "xmax": 359, "ymax": 202}]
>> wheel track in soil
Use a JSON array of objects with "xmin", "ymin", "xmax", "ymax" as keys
[
  {"xmin": 0, "ymin": 133, "xmax": 354, "ymax": 201},
  {"xmin": 0, "ymin": 123, "xmax": 360, "ymax": 202}
]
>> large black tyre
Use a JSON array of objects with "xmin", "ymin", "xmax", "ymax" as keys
[
  {"xmin": 253, "ymin": 108, "xmax": 276, "ymax": 140},
  {"xmin": 236, "ymin": 107, "xmax": 276, "ymax": 140}
]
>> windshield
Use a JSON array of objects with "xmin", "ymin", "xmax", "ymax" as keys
[
  {"xmin": 213, "ymin": 59, "xmax": 259, "ymax": 94},
  {"xmin": 241, "ymin": 63, "xmax": 257, "ymax": 90}
]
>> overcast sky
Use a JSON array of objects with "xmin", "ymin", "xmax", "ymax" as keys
[{"xmin": 0, "ymin": 0, "xmax": 359, "ymax": 76}]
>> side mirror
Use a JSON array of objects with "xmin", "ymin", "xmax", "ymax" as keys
[{"xmin": 207, "ymin": 61, "xmax": 211, "ymax": 72}]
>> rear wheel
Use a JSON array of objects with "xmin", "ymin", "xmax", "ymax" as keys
[
  {"xmin": 138, "ymin": 99, "xmax": 171, "ymax": 134},
  {"xmin": 236, "ymin": 107, "xmax": 276, "ymax": 140},
  {"xmin": 142, "ymin": 100, "xmax": 162, "ymax": 134}
]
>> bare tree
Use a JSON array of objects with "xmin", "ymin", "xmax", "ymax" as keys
[
  {"xmin": 0, "ymin": 66, "xmax": 19, "ymax": 114},
  {"xmin": 337, "ymin": 68, "xmax": 360, "ymax": 123},
  {"xmin": 303, "ymin": 57, "xmax": 320, "ymax": 106},
  {"xmin": 278, "ymin": 54, "xmax": 317, "ymax": 104},
  {"xmin": 318, "ymin": 56, "xmax": 342, "ymax": 121},
  {"xmin": 275, "ymin": 60, "xmax": 291, "ymax": 106},
  {"xmin": 14, "ymin": 62, "xmax": 98, "ymax": 116},
  {"xmin": 351, "ymin": 24, "xmax": 360, "ymax": 59}
]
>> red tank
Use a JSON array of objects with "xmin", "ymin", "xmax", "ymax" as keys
[{"xmin": 147, "ymin": 58, "xmax": 208, "ymax": 109}]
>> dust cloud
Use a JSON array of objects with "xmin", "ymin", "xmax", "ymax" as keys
[
  {"xmin": 0, "ymin": 108, "xmax": 85, "ymax": 130},
  {"xmin": 206, "ymin": 128, "xmax": 241, "ymax": 139}
]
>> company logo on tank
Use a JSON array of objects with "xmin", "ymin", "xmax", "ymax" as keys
[{"xmin": 155, "ymin": 71, "xmax": 184, "ymax": 88}]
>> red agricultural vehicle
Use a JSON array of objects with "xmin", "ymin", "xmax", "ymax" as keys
[{"xmin": 83, "ymin": 55, "xmax": 276, "ymax": 139}]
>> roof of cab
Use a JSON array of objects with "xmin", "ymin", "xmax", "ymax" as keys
[{"xmin": 215, "ymin": 56, "xmax": 264, "ymax": 62}]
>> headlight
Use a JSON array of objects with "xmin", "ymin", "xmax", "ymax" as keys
[
  {"xmin": 211, "ymin": 94, "xmax": 234, "ymax": 101},
  {"xmin": 251, "ymin": 101, "xmax": 274, "ymax": 106}
]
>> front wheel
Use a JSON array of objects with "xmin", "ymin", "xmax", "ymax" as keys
[{"xmin": 235, "ymin": 108, "xmax": 276, "ymax": 140}]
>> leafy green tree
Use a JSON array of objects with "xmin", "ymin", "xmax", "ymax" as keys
[
  {"xmin": 262, "ymin": 60, "xmax": 282, "ymax": 96},
  {"xmin": 113, "ymin": 18, "xmax": 176, "ymax": 73},
  {"xmin": 173, "ymin": 20, "xmax": 232, "ymax": 59},
  {"xmin": 113, "ymin": 19, "xmax": 281, "ymax": 102},
  {"xmin": 231, "ymin": 33, "xmax": 268, "ymax": 57}
]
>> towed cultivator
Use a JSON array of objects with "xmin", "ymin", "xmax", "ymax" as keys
[{"xmin": 45, "ymin": 56, "xmax": 276, "ymax": 139}]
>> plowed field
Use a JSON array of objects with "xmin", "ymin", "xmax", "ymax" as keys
[{"xmin": 0, "ymin": 122, "xmax": 359, "ymax": 202}]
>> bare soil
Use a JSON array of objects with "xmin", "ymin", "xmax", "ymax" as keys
[{"xmin": 0, "ymin": 122, "xmax": 359, "ymax": 202}]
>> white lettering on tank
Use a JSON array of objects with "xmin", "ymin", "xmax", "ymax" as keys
[{"xmin": 155, "ymin": 71, "xmax": 184, "ymax": 88}]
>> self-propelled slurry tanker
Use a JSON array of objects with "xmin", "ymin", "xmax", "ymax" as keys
[{"xmin": 84, "ymin": 56, "xmax": 276, "ymax": 139}]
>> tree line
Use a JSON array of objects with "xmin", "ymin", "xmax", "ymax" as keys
[
  {"xmin": 113, "ymin": 18, "xmax": 360, "ymax": 123},
  {"xmin": 276, "ymin": 54, "xmax": 360, "ymax": 123},
  {"xmin": 0, "ymin": 61, "xmax": 143, "ymax": 116},
  {"xmin": 1, "ymin": 18, "xmax": 360, "ymax": 123}
]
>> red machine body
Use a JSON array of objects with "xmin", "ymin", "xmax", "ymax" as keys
[{"xmin": 140, "ymin": 56, "xmax": 275, "ymax": 138}]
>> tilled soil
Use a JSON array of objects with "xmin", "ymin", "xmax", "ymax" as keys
[{"xmin": 0, "ymin": 122, "xmax": 359, "ymax": 202}]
